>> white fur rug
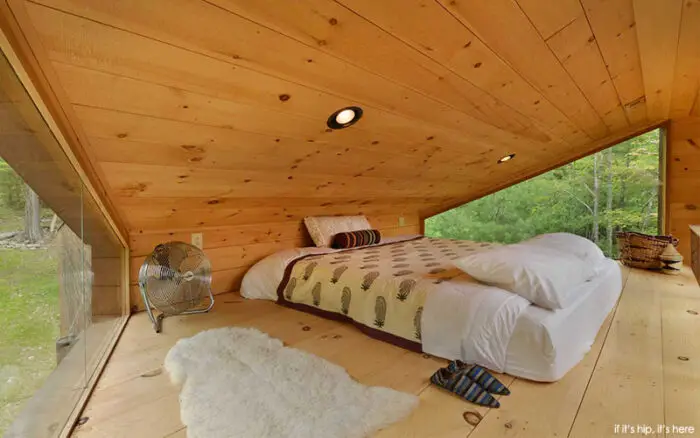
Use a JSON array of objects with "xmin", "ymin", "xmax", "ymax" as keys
[{"xmin": 164, "ymin": 327, "xmax": 418, "ymax": 438}]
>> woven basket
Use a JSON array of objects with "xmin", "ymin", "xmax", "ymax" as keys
[{"xmin": 617, "ymin": 231, "xmax": 679, "ymax": 270}]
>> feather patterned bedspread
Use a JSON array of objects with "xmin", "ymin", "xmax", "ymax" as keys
[{"xmin": 275, "ymin": 237, "xmax": 530, "ymax": 371}]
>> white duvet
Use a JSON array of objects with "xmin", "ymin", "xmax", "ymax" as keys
[{"xmin": 241, "ymin": 236, "xmax": 531, "ymax": 372}]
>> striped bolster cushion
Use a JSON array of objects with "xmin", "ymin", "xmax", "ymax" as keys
[{"xmin": 331, "ymin": 229, "xmax": 381, "ymax": 249}]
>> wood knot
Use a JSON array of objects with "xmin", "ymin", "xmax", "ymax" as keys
[
  {"xmin": 140, "ymin": 368, "xmax": 163, "ymax": 378},
  {"xmin": 473, "ymin": 62, "xmax": 482, "ymax": 68},
  {"xmin": 302, "ymin": 325, "xmax": 311, "ymax": 331},
  {"xmin": 463, "ymin": 411, "xmax": 482, "ymax": 426},
  {"xmin": 117, "ymin": 133, "xmax": 128, "ymax": 139},
  {"xmin": 329, "ymin": 17, "xmax": 338, "ymax": 25},
  {"xmin": 504, "ymin": 421, "xmax": 513, "ymax": 429},
  {"xmin": 678, "ymin": 356, "xmax": 690, "ymax": 361},
  {"xmin": 207, "ymin": 199, "xmax": 220, "ymax": 205},
  {"xmin": 181, "ymin": 144, "xmax": 204, "ymax": 153},
  {"xmin": 587, "ymin": 36, "xmax": 595, "ymax": 43},
  {"xmin": 687, "ymin": 310, "xmax": 698, "ymax": 315},
  {"xmin": 279, "ymin": 94, "xmax": 291, "ymax": 102},
  {"xmin": 426, "ymin": 136, "xmax": 434, "ymax": 140}
]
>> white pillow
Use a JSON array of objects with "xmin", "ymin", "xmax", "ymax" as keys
[
  {"xmin": 303, "ymin": 215, "xmax": 371, "ymax": 247},
  {"xmin": 453, "ymin": 244, "xmax": 596, "ymax": 310},
  {"xmin": 524, "ymin": 233, "xmax": 605, "ymax": 268}
]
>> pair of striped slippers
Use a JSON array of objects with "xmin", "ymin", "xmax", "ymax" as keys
[{"xmin": 430, "ymin": 360, "xmax": 510, "ymax": 408}]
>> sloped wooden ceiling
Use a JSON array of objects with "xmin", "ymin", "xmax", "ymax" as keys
[{"xmin": 6, "ymin": 0, "xmax": 700, "ymax": 233}]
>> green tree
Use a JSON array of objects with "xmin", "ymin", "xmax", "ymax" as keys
[
  {"xmin": 426, "ymin": 129, "xmax": 661, "ymax": 258},
  {"xmin": 0, "ymin": 158, "xmax": 24, "ymax": 211}
]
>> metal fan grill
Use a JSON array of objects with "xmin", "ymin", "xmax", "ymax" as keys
[{"xmin": 138, "ymin": 241, "xmax": 214, "ymax": 333}]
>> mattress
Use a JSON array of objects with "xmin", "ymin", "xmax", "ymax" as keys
[
  {"xmin": 503, "ymin": 258, "xmax": 622, "ymax": 381},
  {"xmin": 241, "ymin": 237, "xmax": 622, "ymax": 382}
]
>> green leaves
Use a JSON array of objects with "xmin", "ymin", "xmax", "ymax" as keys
[{"xmin": 426, "ymin": 129, "xmax": 661, "ymax": 258}]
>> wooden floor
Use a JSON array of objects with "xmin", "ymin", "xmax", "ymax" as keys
[{"xmin": 71, "ymin": 266, "xmax": 700, "ymax": 438}]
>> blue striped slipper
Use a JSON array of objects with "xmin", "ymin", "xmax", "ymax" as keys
[
  {"xmin": 430, "ymin": 367, "xmax": 500, "ymax": 408},
  {"xmin": 447, "ymin": 360, "xmax": 510, "ymax": 395}
]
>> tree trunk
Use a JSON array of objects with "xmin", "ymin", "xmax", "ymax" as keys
[
  {"xmin": 24, "ymin": 183, "xmax": 42, "ymax": 243},
  {"xmin": 606, "ymin": 148, "xmax": 614, "ymax": 255},
  {"xmin": 592, "ymin": 153, "xmax": 600, "ymax": 243},
  {"xmin": 620, "ymin": 152, "xmax": 631, "ymax": 208}
]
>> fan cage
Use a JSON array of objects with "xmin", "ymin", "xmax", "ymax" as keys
[{"xmin": 138, "ymin": 241, "xmax": 214, "ymax": 332}]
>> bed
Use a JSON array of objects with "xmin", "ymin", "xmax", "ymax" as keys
[{"xmin": 241, "ymin": 235, "xmax": 622, "ymax": 382}]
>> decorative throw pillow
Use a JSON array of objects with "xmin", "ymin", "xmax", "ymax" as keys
[
  {"xmin": 303, "ymin": 216, "xmax": 372, "ymax": 247},
  {"xmin": 331, "ymin": 229, "xmax": 381, "ymax": 249}
]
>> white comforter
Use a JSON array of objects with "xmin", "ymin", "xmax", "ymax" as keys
[{"xmin": 241, "ymin": 236, "xmax": 531, "ymax": 372}]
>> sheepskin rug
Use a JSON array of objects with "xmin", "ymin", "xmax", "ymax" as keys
[{"xmin": 164, "ymin": 327, "xmax": 418, "ymax": 438}]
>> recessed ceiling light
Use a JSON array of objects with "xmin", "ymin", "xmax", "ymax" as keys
[
  {"xmin": 498, "ymin": 153, "xmax": 515, "ymax": 163},
  {"xmin": 327, "ymin": 106, "xmax": 363, "ymax": 129}
]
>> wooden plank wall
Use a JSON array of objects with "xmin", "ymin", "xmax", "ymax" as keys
[
  {"xmin": 128, "ymin": 214, "xmax": 420, "ymax": 311},
  {"xmin": 666, "ymin": 117, "xmax": 700, "ymax": 263}
]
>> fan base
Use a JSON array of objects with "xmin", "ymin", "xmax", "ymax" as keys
[{"xmin": 142, "ymin": 289, "xmax": 215, "ymax": 334}]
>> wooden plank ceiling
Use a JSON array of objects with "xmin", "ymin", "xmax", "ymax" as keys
[{"xmin": 10, "ymin": 0, "xmax": 700, "ymax": 233}]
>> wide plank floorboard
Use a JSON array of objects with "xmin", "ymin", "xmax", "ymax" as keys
[{"xmin": 72, "ymin": 265, "xmax": 700, "ymax": 438}]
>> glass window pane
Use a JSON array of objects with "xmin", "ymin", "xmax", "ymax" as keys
[{"xmin": 0, "ymin": 47, "xmax": 126, "ymax": 437}]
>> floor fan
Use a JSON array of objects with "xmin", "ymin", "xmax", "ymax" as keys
[{"xmin": 138, "ymin": 241, "xmax": 214, "ymax": 333}]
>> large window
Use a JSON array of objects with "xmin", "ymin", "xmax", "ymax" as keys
[
  {"xmin": 0, "ymin": 48, "xmax": 127, "ymax": 437},
  {"xmin": 426, "ymin": 129, "xmax": 662, "ymax": 258}
]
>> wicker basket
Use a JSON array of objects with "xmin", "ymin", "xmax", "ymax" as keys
[{"xmin": 617, "ymin": 231, "xmax": 679, "ymax": 270}]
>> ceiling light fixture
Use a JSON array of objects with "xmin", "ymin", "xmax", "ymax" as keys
[
  {"xmin": 327, "ymin": 106, "xmax": 363, "ymax": 129},
  {"xmin": 498, "ymin": 153, "xmax": 515, "ymax": 163}
]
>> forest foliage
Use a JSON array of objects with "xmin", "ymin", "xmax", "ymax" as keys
[
  {"xmin": 426, "ymin": 129, "xmax": 661, "ymax": 258},
  {"xmin": 0, "ymin": 158, "xmax": 23, "ymax": 210}
]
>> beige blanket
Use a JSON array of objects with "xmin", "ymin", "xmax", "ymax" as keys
[{"xmin": 276, "ymin": 237, "xmax": 496, "ymax": 349}]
